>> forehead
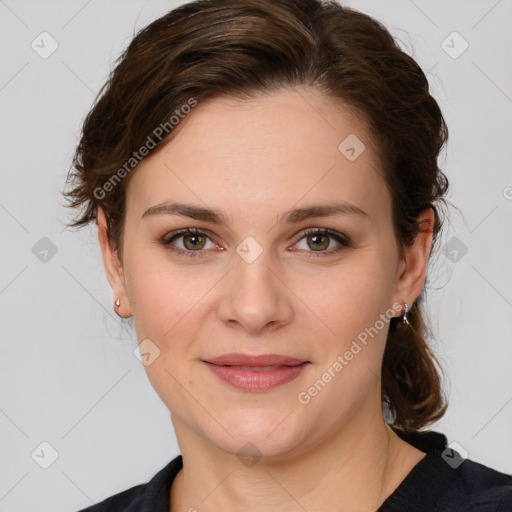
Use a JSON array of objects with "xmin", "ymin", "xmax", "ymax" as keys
[{"xmin": 125, "ymin": 88, "xmax": 390, "ymax": 227}]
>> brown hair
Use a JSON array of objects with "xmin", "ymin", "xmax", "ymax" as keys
[{"xmin": 63, "ymin": 0, "xmax": 449, "ymax": 431}]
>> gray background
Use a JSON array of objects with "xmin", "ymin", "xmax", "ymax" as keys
[{"xmin": 1, "ymin": 0, "xmax": 511, "ymax": 510}]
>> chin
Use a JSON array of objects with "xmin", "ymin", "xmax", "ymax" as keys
[{"xmin": 207, "ymin": 407, "xmax": 308, "ymax": 460}]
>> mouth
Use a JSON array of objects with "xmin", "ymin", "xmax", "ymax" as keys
[{"xmin": 201, "ymin": 353, "xmax": 311, "ymax": 392}]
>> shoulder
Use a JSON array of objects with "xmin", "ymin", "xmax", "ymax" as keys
[
  {"xmin": 382, "ymin": 453, "xmax": 512, "ymax": 511},
  {"xmin": 455, "ymin": 458, "xmax": 512, "ymax": 511},
  {"xmin": 75, "ymin": 455, "xmax": 183, "ymax": 512},
  {"xmin": 76, "ymin": 483, "xmax": 146, "ymax": 512},
  {"xmin": 415, "ymin": 450, "xmax": 512, "ymax": 511},
  {"xmin": 383, "ymin": 428, "xmax": 512, "ymax": 512}
]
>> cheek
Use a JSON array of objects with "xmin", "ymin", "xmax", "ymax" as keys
[
  {"xmin": 294, "ymin": 252, "xmax": 396, "ymax": 399},
  {"xmin": 295, "ymin": 269, "xmax": 392, "ymax": 418},
  {"xmin": 127, "ymin": 262, "xmax": 202, "ymax": 410},
  {"xmin": 124, "ymin": 246, "xmax": 205, "ymax": 340},
  {"xmin": 296, "ymin": 257, "xmax": 393, "ymax": 333}
]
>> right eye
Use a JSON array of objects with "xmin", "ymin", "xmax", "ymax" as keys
[{"xmin": 161, "ymin": 228, "xmax": 222, "ymax": 258}]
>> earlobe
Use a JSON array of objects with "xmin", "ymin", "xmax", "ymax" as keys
[
  {"xmin": 393, "ymin": 208, "xmax": 435, "ymax": 309},
  {"xmin": 97, "ymin": 208, "xmax": 131, "ymax": 317}
]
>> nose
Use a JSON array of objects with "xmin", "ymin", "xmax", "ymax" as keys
[{"xmin": 216, "ymin": 245, "xmax": 294, "ymax": 335}]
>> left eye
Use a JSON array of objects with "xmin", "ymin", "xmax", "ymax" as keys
[
  {"xmin": 293, "ymin": 228, "xmax": 351, "ymax": 256},
  {"xmin": 161, "ymin": 228, "xmax": 351, "ymax": 258}
]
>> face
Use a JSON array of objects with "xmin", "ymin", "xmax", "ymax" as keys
[{"xmin": 99, "ymin": 87, "xmax": 430, "ymax": 459}]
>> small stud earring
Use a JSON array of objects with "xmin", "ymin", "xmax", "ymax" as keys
[
  {"xmin": 402, "ymin": 302, "xmax": 409, "ymax": 324},
  {"xmin": 115, "ymin": 298, "xmax": 120, "ymax": 308}
]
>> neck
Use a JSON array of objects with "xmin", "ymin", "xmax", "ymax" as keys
[{"xmin": 169, "ymin": 408, "xmax": 423, "ymax": 512}]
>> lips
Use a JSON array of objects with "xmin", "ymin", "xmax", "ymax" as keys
[
  {"xmin": 202, "ymin": 353, "xmax": 311, "ymax": 392},
  {"xmin": 204, "ymin": 353, "xmax": 308, "ymax": 367},
  {"xmin": 225, "ymin": 366, "xmax": 284, "ymax": 372}
]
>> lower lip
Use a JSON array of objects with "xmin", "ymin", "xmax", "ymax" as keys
[{"xmin": 203, "ymin": 361, "xmax": 310, "ymax": 391}]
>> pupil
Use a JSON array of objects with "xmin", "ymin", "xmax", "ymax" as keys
[
  {"xmin": 185, "ymin": 235, "xmax": 204, "ymax": 249},
  {"xmin": 310, "ymin": 234, "xmax": 328, "ymax": 251}
]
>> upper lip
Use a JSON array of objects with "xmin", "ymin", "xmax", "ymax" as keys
[{"xmin": 203, "ymin": 353, "xmax": 309, "ymax": 367}]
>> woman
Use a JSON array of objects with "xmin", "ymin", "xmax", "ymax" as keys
[{"xmin": 63, "ymin": 0, "xmax": 512, "ymax": 510}]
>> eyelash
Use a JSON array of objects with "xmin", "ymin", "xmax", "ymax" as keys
[{"xmin": 160, "ymin": 227, "xmax": 351, "ymax": 259}]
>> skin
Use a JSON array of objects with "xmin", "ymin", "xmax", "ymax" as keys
[{"xmin": 97, "ymin": 87, "xmax": 434, "ymax": 511}]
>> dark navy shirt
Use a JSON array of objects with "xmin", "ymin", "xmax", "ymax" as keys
[{"xmin": 77, "ymin": 429, "xmax": 512, "ymax": 511}]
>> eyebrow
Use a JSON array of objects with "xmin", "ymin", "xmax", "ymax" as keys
[{"xmin": 141, "ymin": 200, "xmax": 369, "ymax": 225}]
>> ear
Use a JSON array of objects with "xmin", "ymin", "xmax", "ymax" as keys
[
  {"xmin": 97, "ymin": 207, "xmax": 132, "ymax": 317},
  {"xmin": 392, "ymin": 207, "xmax": 435, "ymax": 310}
]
